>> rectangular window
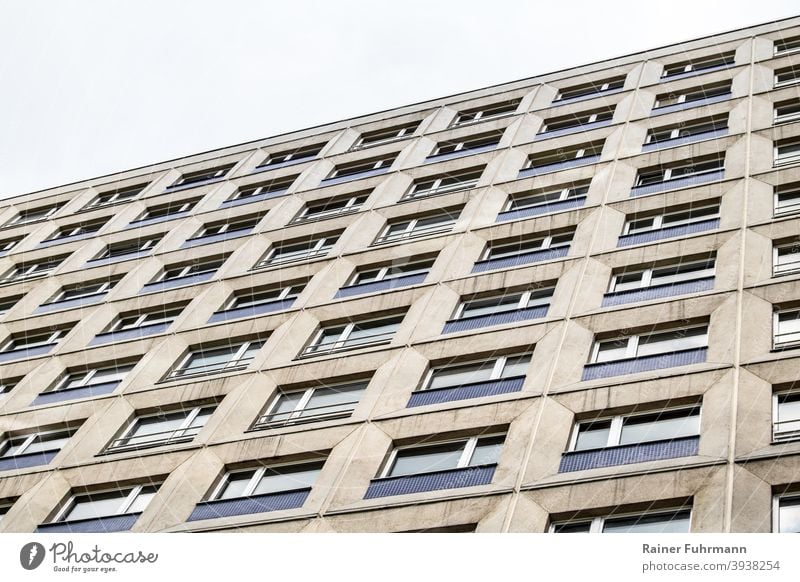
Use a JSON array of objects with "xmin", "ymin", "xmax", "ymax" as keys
[
  {"xmin": 776, "ymin": 495, "xmax": 800, "ymax": 533},
  {"xmin": 224, "ymin": 285, "xmax": 302, "ymax": 311},
  {"xmin": 327, "ymin": 155, "xmax": 396, "ymax": 179},
  {"xmin": 775, "ymin": 138, "xmax": 800, "ymax": 166},
  {"xmin": 774, "ymin": 100, "xmax": 800, "ymax": 125},
  {"xmin": 0, "ymin": 296, "xmax": 21, "ymax": 316},
  {"xmin": 553, "ymin": 77, "xmax": 626, "ymax": 102},
  {"xmin": 4, "ymin": 203, "xmax": 63, "ymax": 227},
  {"xmin": 106, "ymin": 404, "xmax": 216, "ymax": 452},
  {"xmin": 539, "ymin": 107, "xmax": 614, "ymax": 133},
  {"xmin": 170, "ymin": 164, "xmax": 234, "ymax": 188},
  {"xmin": 570, "ymin": 405, "xmax": 700, "ymax": 452},
  {"xmin": 97, "ymin": 237, "xmax": 161, "ymax": 259},
  {"xmin": 382, "ymin": 434, "xmax": 505, "ymax": 478},
  {"xmin": 0, "ymin": 429, "xmax": 73, "ymax": 459},
  {"xmin": 47, "ymin": 363, "xmax": 136, "ymax": 394},
  {"xmin": 257, "ymin": 234, "xmax": 338, "ymax": 267},
  {"xmin": 155, "ymin": 257, "xmax": 226, "ymax": 283},
  {"xmin": 505, "ymin": 184, "xmax": 589, "ymax": 212},
  {"xmin": 210, "ymin": 462, "xmax": 322, "ymax": 501},
  {"xmin": 551, "ymin": 507, "xmax": 691, "ymax": 533},
  {"xmin": 644, "ymin": 116, "xmax": 727, "ymax": 144},
  {"xmin": 83, "ymin": 184, "xmax": 145, "ymax": 211},
  {"xmin": 106, "ymin": 305, "xmax": 184, "ymax": 333},
  {"xmin": 133, "ymin": 198, "xmax": 199, "ymax": 222},
  {"xmin": 429, "ymin": 131, "xmax": 503, "ymax": 157},
  {"xmin": 47, "ymin": 278, "xmax": 119, "ymax": 304},
  {"xmin": 423, "ymin": 354, "xmax": 531, "ymax": 391},
  {"xmin": 403, "ymin": 167, "xmax": 484, "ymax": 200},
  {"xmin": 775, "ymin": 309, "xmax": 800, "ymax": 349},
  {"xmin": 256, "ymin": 380, "xmax": 367, "ymax": 428},
  {"xmin": 451, "ymin": 100, "xmax": 520, "ymax": 126},
  {"xmin": 774, "ymin": 242, "xmax": 800, "ymax": 275},
  {"xmin": 525, "ymin": 141, "xmax": 603, "ymax": 169},
  {"xmin": 0, "ymin": 255, "xmax": 66, "ymax": 283},
  {"xmin": 591, "ymin": 325, "xmax": 708, "ymax": 364},
  {"xmin": 661, "ymin": 53, "xmax": 734, "ymax": 78},
  {"xmin": 482, "ymin": 232, "xmax": 573, "ymax": 261},
  {"xmin": 291, "ymin": 194, "xmax": 367, "ymax": 223},
  {"xmin": 454, "ymin": 288, "xmax": 553, "ymax": 320},
  {"xmin": 623, "ymin": 204, "xmax": 720, "ymax": 235},
  {"xmin": 349, "ymin": 257, "xmax": 435, "ymax": 286},
  {"xmin": 303, "ymin": 315, "xmax": 403, "ymax": 356},
  {"xmin": 193, "ymin": 215, "xmax": 262, "ymax": 238},
  {"xmin": 374, "ymin": 211, "xmax": 459, "ymax": 245},
  {"xmin": 0, "ymin": 237, "xmax": 23, "ymax": 254},
  {"xmin": 635, "ymin": 157, "xmax": 723, "ymax": 187},
  {"xmin": 227, "ymin": 176, "xmax": 297, "ymax": 202},
  {"xmin": 352, "ymin": 121, "xmax": 420, "ymax": 149},
  {"xmin": 258, "ymin": 143, "xmax": 325, "ymax": 168},
  {"xmin": 609, "ymin": 257, "xmax": 715, "ymax": 293},
  {"xmin": 53, "ymin": 485, "xmax": 158, "ymax": 523},
  {"xmin": 0, "ymin": 328, "xmax": 69, "ymax": 352},
  {"xmin": 44, "ymin": 218, "xmax": 107, "ymax": 241},
  {"xmin": 775, "ymin": 36, "xmax": 800, "ymax": 55},
  {"xmin": 776, "ymin": 67, "xmax": 800, "ymax": 87},
  {"xmin": 167, "ymin": 339, "xmax": 265, "ymax": 379},
  {"xmin": 653, "ymin": 82, "xmax": 731, "ymax": 108},
  {"xmin": 774, "ymin": 391, "xmax": 800, "ymax": 442},
  {"xmin": 0, "ymin": 378, "xmax": 21, "ymax": 396}
]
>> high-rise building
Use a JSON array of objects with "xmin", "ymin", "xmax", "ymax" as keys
[{"xmin": 0, "ymin": 17, "xmax": 799, "ymax": 534}]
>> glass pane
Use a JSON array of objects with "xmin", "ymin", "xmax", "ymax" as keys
[
  {"xmin": 428, "ymin": 361, "xmax": 495, "ymax": 390},
  {"xmin": 21, "ymin": 432, "xmax": 70, "ymax": 455},
  {"xmin": 602, "ymin": 510, "xmax": 691, "ymax": 533},
  {"xmin": 574, "ymin": 420, "xmax": 612, "ymax": 451},
  {"xmin": 385, "ymin": 261, "xmax": 433, "ymax": 279},
  {"xmin": 188, "ymin": 408, "xmax": 214, "ymax": 429},
  {"xmin": 779, "ymin": 498, "xmax": 800, "ymax": 533},
  {"xmin": 253, "ymin": 464, "xmax": 321, "ymax": 495},
  {"xmin": 64, "ymin": 491, "xmax": 128, "ymax": 521},
  {"xmin": 346, "ymin": 319, "xmax": 399, "ymax": 344},
  {"xmin": 127, "ymin": 412, "xmax": 189, "ymax": 440},
  {"xmin": 126, "ymin": 488, "xmax": 157, "ymax": 514},
  {"xmin": 594, "ymin": 339, "xmax": 630, "ymax": 363},
  {"xmin": 389, "ymin": 442, "xmax": 465, "ymax": 476},
  {"xmin": 469, "ymin": 435, "xmax": 505, "ymax": 466},
  {"xmin": 636, "ymin": 326, "xmax": 707, "ymax": 357},
  {"xmin": 184, "ymin": 346, "xmax": 238, "ymax": 370},
  {"xmin": 269, "ymin": 392, "xmax": 305, "ymax": 417},
  {"xmin": 460, "ymin": 294, "xmax": 522, "ymax": 318},
  {"xmin": 90, "ymin": 365, "xmax": 134, "ymax": 386},
  {"xmin": 302, "ymin": 383, "xmax": 365, "ymax": 417},
  {"xmin": 619, "ymin": 407, "xmax": 700, "ymax": 445},
  {"xmin": 777, "ymin": 393, "xmax": 800, "ymax": 424},
  {"xmin": 0, "ymin": 438, "xmax": 28, "ymax": 458},
  {"xmin": 552, "ymin": 521, "xmax": 593, "ymax": 533},
  {"xmin": 218, "ymin": 471, "xmax": 257, "ymax": 500},
  {"xmin": 501, "ymin": 354, "xmax": 532, "ymax": 378}
]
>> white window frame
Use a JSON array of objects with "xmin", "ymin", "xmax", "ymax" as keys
[
  {"xmin": 156, "ymin": 259, "xmax": 224, "ymax": 283},
  {"xmin": 293, "ymin": 195, "xmax": 365, "ymax": 223},
  {"xmin": 406, "ymin": 169, "xmax": 483, "ymax": 199},
  {"xmin": 644, "ymin": 118, "xmax": 726, "ymax": 144},
  {"xmin": 84, "ymin": 187, "xmax": 143, "ymax": 210},
  {"xmin": 775, "ymin": 36, "xmax": 800, "ymax": 56},
  {"xmin": 775, "ymin": 184, "xmax": 800, "ymax": 215},
  {"xmin": 774, "ymin": 101, "xmax": 800, "ymax": 125},
  {"xmin": 422, "ymin": 353, "xmax": 531, "ymax": 391},
  {"xmin": 379, "ymin": 433, "xmax": 505, "ymax": 478},
  {"xmin": 348, "ymin": 258, "xmax": 434, "ymax": 286},
  {"xmin": 230, "ymin": 178, "xmax": 295, "ymax": 201},
  {"xmin": 306, "ymin": 316, "xmax": 401, "ymax": 354},
  {"xmin": 774, "ymin": 309, "xmax": 800, "ymax": 349},
  {"xmin": 505, "ymin": 185, "xmax": 588, "ymax": 212},
  {"xmin": 549, "ymin": 507, "xmax": 692, "ymax": 533},
  {"xmin": 653, "ymin": 83, "xmax": 731, "ymax": 109},
  {"xmin": 590, "ymin": 324, "xmax": 708, "ymax": 364},
  {"xmin": 197, "ymin": 217, "xmax": 258, "ymax": 238},
  {"xmin": 540, "ymin": 110, "xmax": 613, "ymax": 133},
  {"xmin": 100, "ymin": 237, "xmax": 160, "ymax": 259},
  {"xmin": 1, "ymin": 258, "xmax": 63, "ymax": 282},
  {"xmin": 48, "ymin": 363, "xmax": 134, "ymax": 394},
  {"xmin": 431, "ymin": 133, "xmax": 501, "ymax": 156},
  {"xmin": 107, "ymin": 405, "xmax": 214, "ymax": 451},
  {"xmin": 661, "ymin": 54, "xmax": 732, "ymax": 78},
  {"xmin": 108, "ymin": 307, "xmax": 182, "ymax": 333},
  {"xmin": 172, "ymin": 165, "xmax": 232, "ymax": 187},
  {"xmin": 261, "ymin": 144, "xmax": 324, "ymax": 167},
  {"xmin": 208, "ymin": 462, "xmax": 322, "ymax": 501},
  {"xmin": 554, "ymin": 78, "xmax": 624, "ymax": 101},
  {"xmin": 453, "ymin": 288, "xmax": 553, "ymax": 319},
  {"xmin": 1, "ymin": 329, "xmax": 67, "ymax": 352},
  {"xmin": 225, "ymin": 285, "xmax": 299, "ymax": 311},
  {"xmin": 52, "ymin": 485, "xmax": 156, "ymax": 523},
  {"xmin": 635, "ymin": 159, "xmax": 722, "ymax": 187},
  {"xmin": 5, "ymin": 205, "xmax": 61, "ymax": 227},
  {"xmin": 258, "ymin": 380, "xmax": 367, "ymax": 427},
  {"xmin": 452, "ymin": 100, "xmax": 520, "ymax": 126},
  {"xmin": 773, "ymin": 242, "xmax": 800, "ymax": 275},
  {"xmin": 0, "ymin": 238, "xmax": 21, "ymax": 253},
  {"xmin": 0, "ymin": 428, "xmax": 72, "ymax": 458},
  {"xmin": 50, "ymin": 280, "xmax": 116, "ymax": 304},
  {"xmin": 775, "ymin": 68, "xmax": 800, "ymax": 88},
  {"xmin": 482, "ymin": 232, "xmax": 573, "ymax": 261},
  {"xmin": 772, "ymin": 390, "xmax": 800, "ymax": 443},
  {"xmin": 773, "ymin": 493, "xmax": 800, "ymax": 533},
  {"xmin": 353, "ymin": 122, "xmax": 419, "ymax": 149},
  {"xmin": 137, "ymin": 200, "xmax": 196, "ymax": 221},
  {"xmin": 47, "ymin": 220, "xmax": 106, "ymax": 241},
  {"xmin": 375, "ymin": 214, "xmax": 457, "ymax": 244},
  {"xmin": 567, "ymin": 404, "xmax": 701, "ymax": 452},
  {"xmin": 259, "ymin": 235, "xmax": 337, "ymax": 267},
  {"xmin": 328, "ymin": 156, "xmax": 394, "ymax": 179},
  {"xmin": 775, "ymin": 139, "xmax": 800, "ymax": 166},
  {"xmin": 170, "ymin": 340, "xmax": 264, "ymax": 378},
  {"xmin": 622, "ymin": 204, "xmax": 720, "ymax": 235},
  {"xmin": 608, "ymin": 258, "xmax": 716, "ymax": 293}
]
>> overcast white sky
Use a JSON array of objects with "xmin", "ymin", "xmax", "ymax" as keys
[{"xmin": 0, "ymin": 0, "xmax": 797, "ymax": 199}]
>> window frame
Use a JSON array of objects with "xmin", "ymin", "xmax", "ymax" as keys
[
  {"xmin": 775, "ymin": 67, "xmax": 800, "ymax": 88},
  {"xmin": 451, "ymin": 100, "xmax": 521, "ymax": 126},
  {"xmin": 773, "ymin": 242, "xmax": 800, "ymax": 275},
  {"xmin": 5, "ymin": 204, "xmax": 62, "ymax": 227},
  {"xmin": 224, "ymin": 284, "xmax": 301, "ymax": 311},
  {"xmin": 327, "ymin": 156, "xmax": 395, "ymax": 179},
  {"xmin": 352, "ymin": 122, "xmax": 420, "ymax": 150},
  {"xmin": 169, "ymin": 340, "xmax": 265, "ymax": 379},
  {"xmin": 622, "ymin": 203, "xmax": 720, "ymax": 235},
  {"xmin": 553, "ymin": 78, "xmax": 626, "ymax": 102},
  {"xmin": 549, "ymin": 507, "xmax": 692, "ymax": 533},
  {"xmin": 608, "ymin": 257, "xmax": 716, "ymax": 293},
  {"xmin": 380, "ymin": 433, "xmax": 506, "ymax": 478},
  {"xmin": 0, "ymin": 328, "xmax": 68, "ymax": 352},
  {"xmin": 52, "ymin": 484, "xmax": 158, "ymax": 523},
  {"xmin": 0, "ymin": 428, "xmax": 73, "ymax": 459},
  {"xmin": 171, "ymin": 164, "xmax": 233, "ymax": 188},
  {"xmin": 773, "ymin": 493, "xmax": 800, "ymax": 533},
  {"xmin": 774, "ymin": 101, "xmax": 800, "ymax": 125},
  {"xmin": 775, "ymin": 138, "xmax": 800, "ymax": 166},
  {"xmin": 83, "ymin": 185, "xmax": 145, "ymax": 211},
  {"xmin": 421, "ymin": 353, "xmax": 532, "ymax": 392},
  {"xmin": 292, "ymin": 194, "xmax": 367, "ymax": 223},
  {"xmin": 208, "ymin": 461, "xmax": 323, "ymax": 501},
  {"xmin": 405, "ymin": 168, "xmax": 484, "ymax": 200},
  {"xmin": 453, "ymin": 287, "xmax": 553, "ymax": 320},
  {"xmin": 772, "ymin": 390, "xmax": 800, "ymax": 443},
  {"xmin": 774, "ymin": 308, "xmax": 800, "ymax": 349},
  {"xmin": 375, "ymin": 212, "xmax": 458, "ymax": 244},
  {"xmin": 258, "ymin": 235, "xmax": 338, "ymax": 267},
  {"xmin": 108, "ymin": 306, "xmax": 184, "ymax": 333},
  {"xmin": 481, "ymin": 232, "xmax": 573, "ymax": 261},
  {"xmin": 306, "ymin": 315, "xmax": 402, "ymax": 355},
  {"xmin": 47, "ymin": 363, "xmax": 136, "ymax": 394},
  {"xmin": 504, "ymin": 184, "xmax": 589, "ymax": 212},
  {"xmin": 348, "ymin": 258, "xmax": 434, "ymax": 286},
  {"xmin": 107, "ymin": 404, "xmax": 215, "ymax": 452},
  {"xmin": 258, "ymin": 380, "xmax": 368, "ymax": 428},
  {"xmin": 589, "ymin": 324, "xmax": 709, "ymax": 364}
]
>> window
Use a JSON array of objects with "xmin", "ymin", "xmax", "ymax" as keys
[
  {"xmin": 292, "ymin": 194, "xmax": 367, "ymax": 223},
  {"xmin": 0, "ymin": 378, "xmax": 20, "ymax": 396},
  {"xmin": 83, "ymin": 184, "xmax": 145, "ymax": 210},
  {"xmin": 775, "ymin": 35, "xmax": 800, "ymax": 55},
  {"xmin": 775, "ymin": 138, "xmax": 800, "ymax": 166},
  {"xmin": 591, "ymin": 325, "xmax": 708, "ymax": 364},
  {"xmin": 454, "ymin": 288, "xmax": 553, "ymax": 320},
  {"xmin": 96, "ymin": 236, "xmax": 161, "ymax": 259},
  {"xmin": 634, "ymin": 157, "xmax": 723, "ymax": 187},
  {"xmin": 623, "ymin": 204, "xmax": 720, "ymax": 235},
  {"xmin": 482, "ymin": 232, "xmax": 573, "ymax": 261},
  {"xmin": 166, "ymin": 339, "xmax": 265, "ymax": 379},
  {"xmin": 653, "ymin": 82, "xmax": 731, "ymax": 109},
  {"xmin": 155, "ymin": 257, "xmax": 226, "ymax": 283},
  {"xmin": 105, "ymin": 305, "xmax": 184, "ymax": 334},
  {"xmin": 4, "ymin": 203, "xmax": 63, "ymax": 227},
  {"xmin": 644, "ymin": 116, "xmax": 727, "ymax": 144},
  {"xmin": 0, "ymin": 255, "xmax": 66, "ymax": 283},
  {"xmin": 609, "ymin": 257, "xmax": 715, "ymax": 293},
  {"xmin": 106, "ymin": 404, "xmax": 216, "ymax": 452},
  {"xmin": 524, "ymin": 141, "xmax": 604, "ymax": 169},
  {"xmin": 0, "ymin": 237, "xmax": 22, "ymax": 254},
  {"xmin": 774, "ymin": 100, "xmax": 800, "ymax": 125},
  {"xmin": 133, "ymin": 198, "xmax": 198, "ymax": 222},
  {"xmin": 505, "ymin": 183, "xmax": 589, "ymax": 212},
  {"xmin": 223, "ymin": 285, "xmax": 302, "ymax": 311},
  {"xmin": 258, "ymin": 143, "xmax": 325, "ymax": 168},
  {"xmin": 553, "ymin": 77, "xmax": 625, "ymax": 102},
  {"xmin": 776, "ymin": 495, "xmax": 800, "ymax": 533},
  {"xmin": 0, "ymin": 296, "xmax": 20, "ymax": 316},
  {"xmin": 52, "ymin": 485, "xmax": 158, "ymax": 523},
  {"xmin": 773, "ymin": 391, "xmax": 800, "ymax": 442},
  {"xmin": 429, "ymin": 131, "xmax": 503, "ymax": 157},
  {"xmin": 255, "ymin": 380, "xmax": 367, "ymax": 428},
  {"xmin": 539, "ymin": 108, "xmax": 614, "ymax": 134},
  {"xmin": 226, "ymin": 176, "xmax": 296, "ymax": 202},
  {"xmin": 661, "ymin": 53, "xmax": 733, "ymax": 78},
  {"xmin": 551, "ymin": 507, "xmax": 691, "ymax": 533},
  {"xmin": 44, "ymin": 218, "xmax": 107, "ymax": 241},
  {"xmin": 326, "ymin": 155, "xmax": 396, "ymax": 180},
  {"xmin": 775, "ymin": 309, "xmax": 800, "ymax": 349},
  {"xmin": 303, "ymin": 315, "xmax": 403, "ymax": 356},
  {"xmin": 192, "ymin": 215, "xmax": 262, "ymax": 238},
  {"xmin": 210, "ymin": 462, "xmax": 322, "ymax": 501},
  {"xmin": 0, "ymin": 328, "xmax": 69, "ymax": 353},
  {"xmin": 348, "ymin": 258, "xmax": 435, "ymax": 286},
  {"xmin": 451, "ymin": 100, "xmax": 520, "ymax": 126},
  {"xmin": 423, "ymin": 354, "xmax": 531, "ymax": 392},
  {"xmin": 569, "ymin": 405, "xmax": 700, "ymax": 452},
  {"xmin": 374, "ymin": 211, "xmax": 459, "ymax": 244},
  {"xmin": 170, "ymin": 164, "xmax": 234, "ymax": 188},
  {"xmin": 774, "ymin": 242, "xmax": 800, "ymax": 275},
  {"xmin": 403, "ymin": 167, "xmax": 484, "ymax": 200},
  {"xmin": 256, "ymin": 234, "xmax": 339, "ymax": 267},
  {"xmin": 0, "ymin": 502, "xmax": 12, "ymax": 522},
  {"xmin": 0, "ymin": 429, "xmax": 72, "ymax": 460},
  {"xmin": 46, "ymin": 278, "xmax": 119, "ymax": 304},
  {"xmin": 775, "ymin": 66, "xmax": 800, "ymax": 87},
  {"xmin": 381, "ymin": 434, "xmax": 505, "ymax": 478},
  {"xmin": 776, "ymin": 184, "xmax": 800, "ymax": 216},
  {"xmin": 352, "ymin": 121, "xmax": 420, "ymax": 149},
  {"xmin": 46, "ymin": 363, "xmax": 136, "ymax": 395}
]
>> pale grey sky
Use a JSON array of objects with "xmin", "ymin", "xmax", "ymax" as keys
[{"xmin": 0, "ymin": 0, "xmax": 797, "ymax": 198}]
